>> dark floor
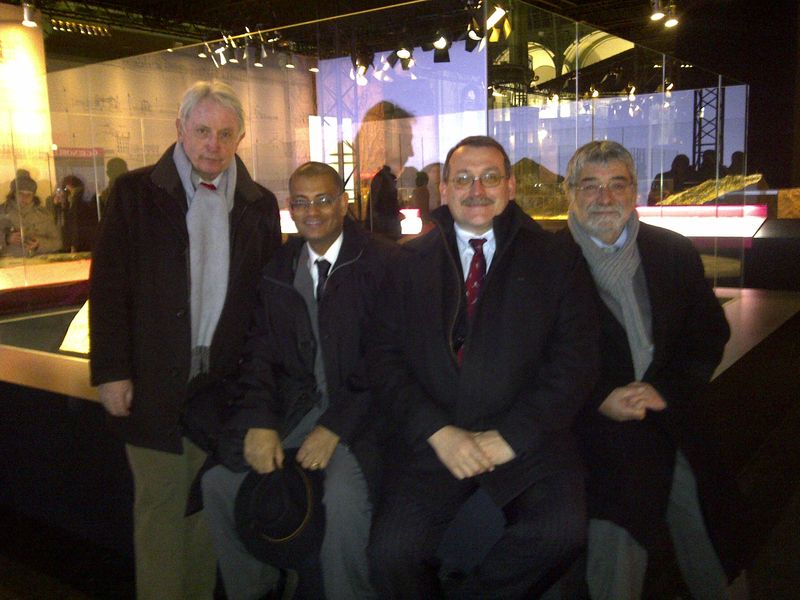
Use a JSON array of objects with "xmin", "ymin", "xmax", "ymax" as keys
[{"xmin": 1, "ymin": 311, "xmax": 799, "ymax": 599}]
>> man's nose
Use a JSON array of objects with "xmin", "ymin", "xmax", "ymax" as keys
[
  {"xmin": 206, "ymin": 133, "xmax": 223, "ymax": 147},
  {"xmin": 469, "ymin": 177, "xmax": 486, "ymax": 193},
  {"xmin": 596, "ymin": 185, "xmax": 615, "ymax": 203}
]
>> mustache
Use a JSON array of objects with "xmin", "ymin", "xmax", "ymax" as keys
[
  {"xmin": 586, "ymin": 206, "xmax": 624, "ymax": 216},
  {"xmin": 460, "ymin": 195, "xmax": 493, "ymax": 207}
]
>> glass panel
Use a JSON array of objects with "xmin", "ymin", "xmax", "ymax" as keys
[
  {"xmin": 0, "ymin": 0, "xmax": 754, "ymax": 319},
  {"xmin": 485, "ymin": 3, "xmax": 579, "ymax": 223}
]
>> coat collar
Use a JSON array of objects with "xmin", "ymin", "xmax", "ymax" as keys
[
  {"xmin": 266, "ymin": 216, "xmax": 369, "ymax": 284},
  {"xmin": 149, "ymin": 143, "xmax": 262, "ymax": 243},
  {"xmin": 423, "ymin": 200, "xmax": 536, "ymax": 257}
]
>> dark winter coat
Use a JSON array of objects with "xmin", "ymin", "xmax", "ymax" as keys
[
  {"xmin": 368, "ymin": 201, "xmax": 600, "ymax": 507},
  {"xmin": 221, "ymin": 218, "xmax": 398, "ymax": 498},
  {"xmin": 89, "ymin": 144, "xmax": 281, "ymax": 453},
  {"xmin": 567, "ymin": 222, "xmax": 746, "ymax": 577}
]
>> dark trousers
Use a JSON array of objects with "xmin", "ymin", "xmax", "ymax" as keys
[{"xmin": 368, "ymin": 466, "xmax": 586, "ymax": 600}]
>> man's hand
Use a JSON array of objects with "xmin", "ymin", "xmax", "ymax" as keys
[
  {"xmin": 98, "ymin": 379, "xmax": 133, "ymax": 416},
  {"xmin": 296, "ymin": 425, "xmax": 340, "ymax": 471},
  {"xmin": 428, "ymin": 425, "xmax": 494, "ymax": 480},
  {"xmin": 473, "ymin": 430, "xmax": 516, "ymax": 466},
  {"xmin": 599, "ymin": 382, "xmax": 667, "ymax": 422},
  {"xmin": 244, "ymin": 428, "xmax": 283, "ymax": 474}
]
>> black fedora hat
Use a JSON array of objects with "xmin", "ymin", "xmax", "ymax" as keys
[{"xmin": 235, "ymin": 449, "xmax": 325, "ymax": 569}]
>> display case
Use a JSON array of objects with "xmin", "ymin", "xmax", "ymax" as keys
[{"xmin": 0, "ymin": 0, "xmax": 776, "ymax": 397}]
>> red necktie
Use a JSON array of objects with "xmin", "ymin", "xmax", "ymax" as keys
[
  {"xmin": 465, "ymin": 238, "xmax": 486, "ymax": 322},
  {"xmin": 458, "ymin": 238, "xmax": 486, "ymax": 366},
  {"xmin": 199, "ymin": 182, "xmax": 216, "ymax": 190}
]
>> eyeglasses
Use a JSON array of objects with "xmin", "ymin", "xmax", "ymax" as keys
[
  {"xmin": 572, "ymin": 181, "xmax": 633, "ymax": 199},
  {"xmin": 449, "ymin": 172, "xmax": 507, "ymax": 190},
  {"xmin": 289, "ymin": 194, "xmax": 338, "ymax": 210}
]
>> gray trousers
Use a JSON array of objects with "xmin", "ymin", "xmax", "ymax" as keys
[
  {"xmin": 586, "ymin": 451, "xmax": 730, "ymax": 600},
  {"xmin": 202, "ymin": 443, "xmax": 376, "ymax": 600}
]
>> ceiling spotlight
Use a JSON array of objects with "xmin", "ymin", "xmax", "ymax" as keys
[
  {"xmin": 309, "ymin": 65, "xmax": 320, "ymax": 73},
  {"xmin": 396, "ymin": 46, "xmax": 412, "ymax": 60},
  {"xmin": 650, "ymin": 0, "xmax": 665, "ymax": 21},
  {"xmin": 486, "ymin": 5, "xmax": 512, "ymax": 43},
  {"xmin": 664, "ymin": 3, "xmax": 679, "ymax": 27},
  {"xmin": 434, "ymin": 48, "xmax": 450, "ymax": 63},
  {"xmin": 467, "ymin": 15, "xmax": 484, "ymax": 41},
  {"xmin": 253, "ymin": 44, "xmax": 267, "ymax": 67},
  {"xmin": 590, "ymin": 86, "xmax": 599, "ymax": 98},
  {"xmin": 21, "ymin": 3, "xmax": 37, "ymax": 27},
  {"xmin": 285, "ymin": 54, "xmax": 296, "ymax": 69},
  {"xmin": 228, "ymin": 48, "xmax": 240, "ymax": 64},
  {"xmin": 433, "ymin": 33, "xmax": 448, "ymax": 50},
  {"xmin": 486, "ymin": 6, "xmax": 506, "ymax": 29},
  {"xmin": 197, "ymin": 42, "xmax": 210, "ymax": 59},
  {"xmin": 352, "ymin": 51, "xmax": 375, "ymax": 77}
]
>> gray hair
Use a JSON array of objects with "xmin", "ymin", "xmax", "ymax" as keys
[
  {"xmin": 178, "ymin": 81, "xmax": 245, "ymax": 136},
  {"xmin": 442, "ymin": 136, "xmax": 512, "ymax": 182},
  {"xmin": 289, "ymin": 161, "xmax": 345, "ymax": 195},
  {"xmin": 563, "ymin": 140, "xmax": 637, "ymax": 192}
]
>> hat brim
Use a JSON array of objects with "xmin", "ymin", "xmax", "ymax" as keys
[{"xmin": 234, "ymin": 449, "xmax": 325, "ymax": 569}]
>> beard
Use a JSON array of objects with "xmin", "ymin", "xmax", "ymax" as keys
[{"xmin": 583, "ymin": 206, "xmax": 627, "ymax": 238}]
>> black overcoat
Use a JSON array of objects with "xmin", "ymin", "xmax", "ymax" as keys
[
  {"xmin": 568, "ymin": 222, "xmax": 748, "ymax": 577},
  {"xmin": 368, "ymin": 201, "xmax": 600, "ymax": 507},
  {"xmin": 223, "ymin": 218, "xmax": 397, "ymax": 498},
  {"xmin": 89, "ymin": 144, "xmax": 281, "ymax": 453}
]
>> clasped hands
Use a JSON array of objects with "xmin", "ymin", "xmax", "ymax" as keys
[
  {"xmin": 599, "ymin": 381, "xmax": 667, "ymax": 422},
  {"xmin": 244, "ymin": 425, "xmax": 339, "ymax": 474},
  {"xmin": 428, "ymin": 425, "xmax": 516, "ymax": 480}
]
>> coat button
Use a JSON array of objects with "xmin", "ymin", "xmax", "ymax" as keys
[{"xmin": 176, "ymin": 309, "xmax": 186, "ymax": 318}]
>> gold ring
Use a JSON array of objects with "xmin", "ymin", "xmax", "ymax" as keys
[{"xmin": 311, "ymin": 462, "xmax": 320, "ymax": 468}]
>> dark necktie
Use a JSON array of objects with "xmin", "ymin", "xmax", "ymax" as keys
[
  {"xmin": 316, "ymin": 259, "xmax": 331, "ymax": 301},
  {"xmin": 458, "ymin": 238, "xmax": 487, "ymax": 366},
  {"xmin": 465, "ymin": 238, "xmax": 487, "ymax": 321},
  {"xmin": 199, "ymin": 182, "xmax": 216, "ymax": 190}
]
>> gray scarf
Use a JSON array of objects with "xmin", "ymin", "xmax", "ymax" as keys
[
  {"xmin": 172, "ymin": 143, "xmax": 236, "ymax": 377},
  {"xmin": 568, "ymin": 211, "xmax": 654, "ymax": 379}
]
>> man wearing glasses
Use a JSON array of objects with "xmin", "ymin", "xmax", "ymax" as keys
[
  {"xmin": 563, "ymin": 140, "xmax": 744, "ymax": 598},
  {"xmin": 367, "ymin": 135, "xmax": 600, "ymax": 599},
  {"xmin": 202, "ymin": 161, "xmax": 396, "ymax": 599}
]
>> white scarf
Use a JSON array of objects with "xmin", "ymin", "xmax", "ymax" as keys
[{"xmin": 172, "ymin": 143, "xmax": 236, "ymax": 377}]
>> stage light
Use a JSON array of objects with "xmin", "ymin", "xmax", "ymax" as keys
[
  {"xmin": 650, "ymin": 0, "xmax": 665, "ymax": 21},
  {"xmin": 22, "ymin": 3, "xmax": 37, "ymax": 28},
  {"xmin": 664, "ymin": 4, "xmax": 679, "ymax": 27}
]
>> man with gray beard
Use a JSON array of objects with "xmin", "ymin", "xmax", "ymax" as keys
[
  {"xmin": 367, "ymin": 135, "xmax": 600, "ymax": 599},
  {"xmin": 563, "ymin": 140, "xmax": 747, "ymax": 599}
]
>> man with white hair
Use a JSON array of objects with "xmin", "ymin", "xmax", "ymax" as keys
[{"xmin": 90, "ymin": 80, "xmax": 281, "ymax": 600}]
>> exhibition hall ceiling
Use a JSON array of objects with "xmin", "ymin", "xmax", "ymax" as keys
[{"xmin": 24, "ymin": 0, "xmax": 721, "ymax": 65}]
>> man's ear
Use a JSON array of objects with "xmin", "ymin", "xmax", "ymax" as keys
[{"xmin": 507, "ymin": 173, "xmax": 517, "ymax": 199}]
